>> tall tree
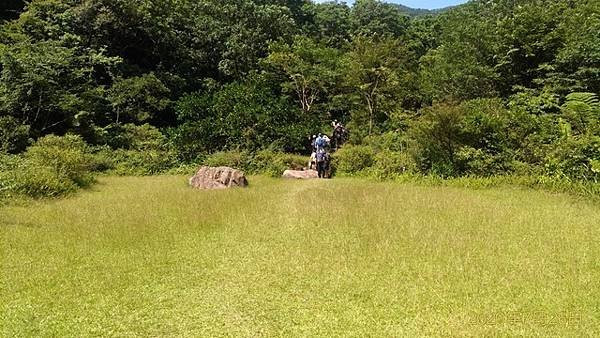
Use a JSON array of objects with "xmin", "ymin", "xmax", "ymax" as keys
[
  {"xmin": 263, "ymin": 36, "xmax": 342, "ymax": 117},
  {"xmin": 344, "ymin": 36, "xmax": 412, "ymax": 135}
]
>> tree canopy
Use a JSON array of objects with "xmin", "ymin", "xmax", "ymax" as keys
[{"xmin": 1, "ymin": 0, "xmax": 599, "ymax": 181}]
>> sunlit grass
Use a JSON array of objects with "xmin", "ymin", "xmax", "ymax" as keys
[{"xmin": 2, "ymin": 176, "xmax": 599, "ymax": 336}]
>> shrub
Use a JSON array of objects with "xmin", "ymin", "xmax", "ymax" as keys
[
  {"xmin": 4, "ymin": 163, "xmax": 79, "ymax": 198},
  {"xmin": 369, "ymin": 150, "xmax": 416, "ymax": 179},
  {"xmin": 25, "ymin": 134, "xmax": 94, "ymax": 187},
  {"xmin": 91, "ymin": 124, "xmax": 179, "ymax": 176},
  {"xmin": 409, "ymin": 99, "xmax": 511, "ymax": 177},
  {"xmin": 172, "ymin": 78, "xmax": 318, "ymax": 158},
  {"xmin": 545, "ymin": 136, "xmax": 600, "ymax": 182},
  {"xmin": 92, "ymin": 148, "xmax": 178, "ymax": 176},
  {"xmin": 201, "ymin": 150, "xmax": 308, "ymax": 177},
  {"xmin": 107, "ymin": 74, "xmax": 171, "ymax": 124},
  {"xmin": 455, "ymin": 146, "xmax": 513, "ymax": 177},
  {"xmin": 1, "ymin": 135, "xmax": 94, "ymax": 199},
  {"xmin": 104, "ymin": 123, "xmax": 171, "ymax": 151},
  {"xmin": 362, "ymin": 132, "xmax": 407, "ymax": 152},
  {"xmin": 203, "ymin": 150, "xmax": 253, "ymax": 170},
  {"xmin": 250, "ymin": 150, "xmax": 307, "ymax": 177},
  {"xmin": 332, "ymin": 145, "xmax": 375, "ymax": 175},
  {"xmin": 0, "ymin": 154, "xmax": 19, "ymax": 200},
  {"xmin": 408, "ymin": 103, "xmax": 464, "ymax": 176}
]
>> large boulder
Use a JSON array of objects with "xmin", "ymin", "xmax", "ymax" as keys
[
  {"xmin": 282, "ymin": 169, "xmax": 319, "ymax": 179},
  {"xmin": 189, "ymin": 166, "xmax": 248, "ymax": 190}
]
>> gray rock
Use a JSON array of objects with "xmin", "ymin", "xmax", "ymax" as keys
[
  {"xmin": 189, "ymin": 166, "xmax": 248, "ymax": 190},
  {"xmin": 282, "ymin": 169, "xmax": 319, "ymax": 179}
]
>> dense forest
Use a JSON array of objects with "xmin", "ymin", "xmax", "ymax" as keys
[{"xmin": 1, "ymin": 0, "xmax": 599, "ymax": 197}]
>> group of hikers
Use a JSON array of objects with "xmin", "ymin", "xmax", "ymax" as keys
[{"xmin": 308, "ymin": 120, "xmax": 349, "ymax": 178}]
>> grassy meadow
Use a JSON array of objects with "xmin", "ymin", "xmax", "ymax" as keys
[{"xmin": 1, "ymin": 176, "xmax": 600, "ymax": 336}]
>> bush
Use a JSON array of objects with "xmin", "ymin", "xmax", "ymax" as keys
[
  {"xmin": 408, "ymin": 103, "xmax": 464, "ymax": 176},
  {"xmin": 103, "ymin": 123, "xmax": 171, "ymax": 151},
  {"xmin": 203, "ymin": 150, "xmax": 253, "ymax": 170},
  {"xmin": 202, "ymin": 150, "xmax": 307, "ymax": 177},
  {"xmin": 172, "ymin": 78, "xmax": 318, "ymax": 159},
  {"xmin": 363, "ymin": 132, "xmax": 407, "ymax": 152},
  {"xmin": 332, "ymin": 145, "xmax": 375, "ymax": 175},
  {"xmin": 455, "ymin": 146, "xmax": 513, "ymax": 177},
  {"xmin": 409, "ymin": 99, "xmax": 511, "ymax": 177},
  {"xmin": 91, "ymin": 124, "xmax": 179, "ymax": 176},
  {"xmin": 1, "ymin": 135, "xmax": 94, "ymax": 199},
  {"xmin": 369, "ymin": 150, "xmax": 416, "ymax": 179},
  {"xmin": 92, "ymin": 148, "xmax": 178, "ymax": 176},
  {"xmin": 545, "ymin": 136, "xmax": 600, "ymax": 182},
  {"xmin": 2, "ymin": 163, "xmax": 79, "ymax": 198},
  {"xmin": 25, "ymin": 134, "xmax": 94, "ymax": 187},
  {"xmin": 250, "ymin": 150, "xmax": 307, "ymax": 177}
]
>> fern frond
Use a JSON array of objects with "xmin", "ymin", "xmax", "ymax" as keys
[{"xmin": 565, "ymin": 92, "xmax": 599, "ymax": 108}]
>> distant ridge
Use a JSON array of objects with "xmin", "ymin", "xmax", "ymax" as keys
[
  {"xmin": 313, "ymin": 1, "xmax": 461, "ymax": 17},
  {"xmin": 390, "ymin": 3, "xmax": 457, "ymax": 16}
]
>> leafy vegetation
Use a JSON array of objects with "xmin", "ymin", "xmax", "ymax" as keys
[
  {"xmin": 1, "ymin": 0, "xmax": 599, "ymax": 196},
  {"xmin": 0, "ymin": 134, "xmax": 94, "ymax": 199}
]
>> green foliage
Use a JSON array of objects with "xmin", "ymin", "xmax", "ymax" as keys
[
  {"xmin": 104, "ymin": 123, "xmax": 171, "ymax": 151},
  {"xmin": 344, "ymin": 36, "xmax": 415, "ymax": 137},
  {"xmin": 409, "ymin": 99, "xmax": 511, "ymax": 177},
  {"xmin": 542, "ymin": 92, "xmax": 600, "ymax": 182},
  {"xmin": 201, "ymin": 150, "xmax": 306, "ymax": 177},
  {"xmin": 351, "ymin": 0, "xmax": 410, "ymax": 38},
  {"xmin": 250, "ymin": 150, "xmax": 307, "ymax": 177},
  {"xmin": 25, "ymin": 134, "xmax": 94, "ymax": 186},
  {"xmin": 1, "ymin": 0, "xmax": 599, "ymax": 190},
  {"xmin": 545, "ymin": 136, "xmax": 600, "ymax": 183},
  {"xmin": 90, "ymin": 124, "xmax": 177, "ymax": 176},
  {"xmin": 0, "ymin": 157, "xmax": 79, "ymax": 199},
  {"xmin": 0, "ymin": 115, "xmax": 30, "ymax": 153},
  {"xmin": 362, "ymin": 131, "xmax": 407, "ymax": 152},
  {"xmin": 303, "ymin": 2, "xmax": 352, "ymax": 48},
  {"xmin": 332, "ymin": 145, "xmax": 375, "ymax": 175},
  {"xmin": 409, "ymin": 103, "xmax": 464, "ymax": 176},
  {"xmin": 108, "ymin": 74, "xmax": 171, "ymax": 124},
  {"xmin": 556, "ymin": 1, "xmax": 600, "ymax": 93},
  {"xmin": 203, "ymin": 150, "xmax": 253, "ymax": 171},
  {"xmin": 0, "ymin": 38, "xmax": 120, "ymax": 137},
  {"xmin": 560, "ymin": 92, "xmax": 600, "ymax": 135},
  {"xmin": 369, "ymin": 150, "xmax": 416, "ymax": 179},
  {"xmin": 96, "ymin": 149, "xmax": 177, "ymax": 176},
  {"xmin": 0, "ymin": 134, "xmax": 94, "ymax": 199},
  {"xmin": 172, "ymin": 77, "xmax": 316, "ymax": 160},
  {"xmin": 264, "ymin": 36, "xmax": 343, "ymax": 116}
]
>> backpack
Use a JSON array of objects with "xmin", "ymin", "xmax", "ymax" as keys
[{"xmin": 315, "ymin": 137, "xmax": 326, "ymax": 148}]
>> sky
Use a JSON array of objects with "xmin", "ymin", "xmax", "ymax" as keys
[{"xmin": 314, "ymin": 0, "xmax": 469, "ymax": 10}]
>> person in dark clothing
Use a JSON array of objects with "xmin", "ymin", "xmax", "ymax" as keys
[{"xmin": 316, "ymin": 151, "xmax": 330, "ymax": 178}]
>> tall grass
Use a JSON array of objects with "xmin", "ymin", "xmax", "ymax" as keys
[{"xmin": 1, "ymin": 177, "xmax": 599, "ymax": 336}]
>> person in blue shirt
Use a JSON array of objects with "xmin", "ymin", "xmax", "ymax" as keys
[{"xmin": 315, "ymin": 133, "xmax": 327, "ymax": 152}]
